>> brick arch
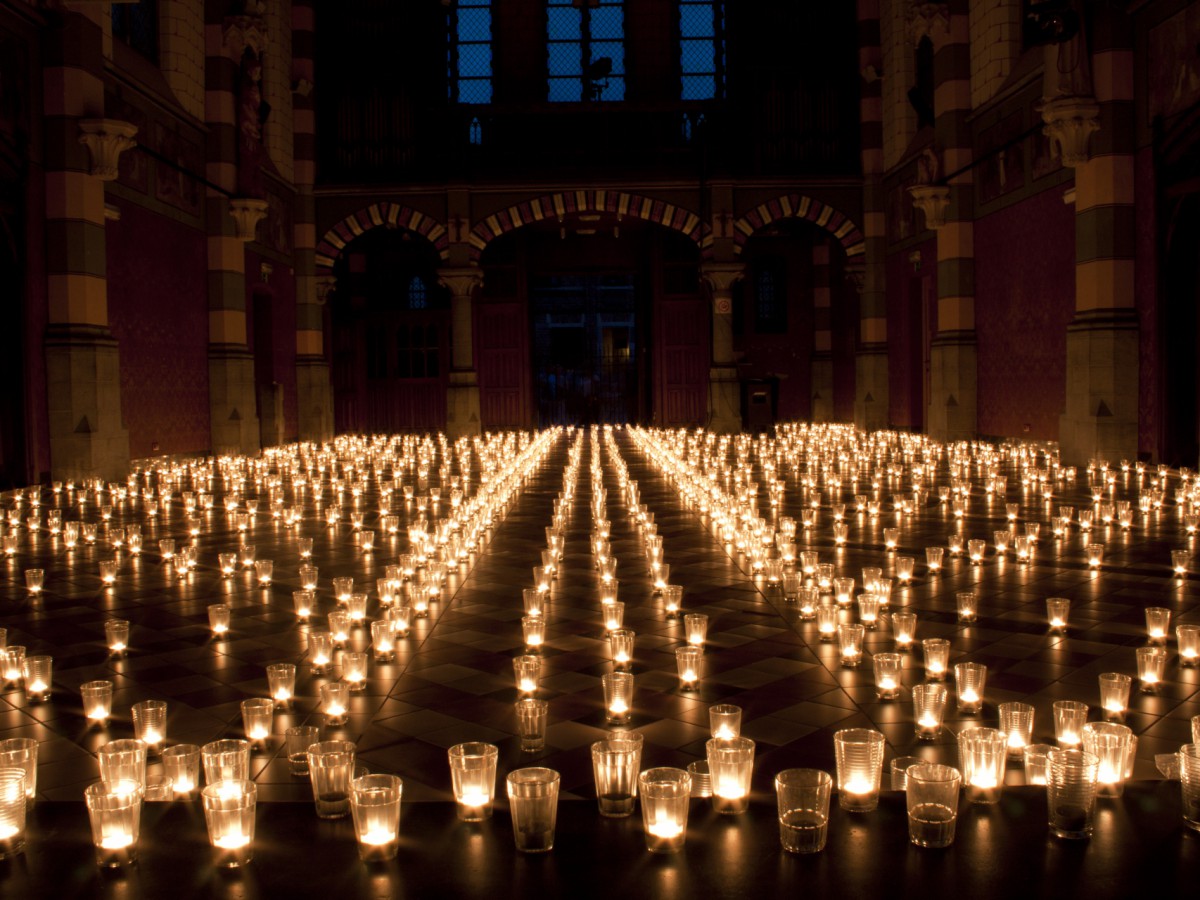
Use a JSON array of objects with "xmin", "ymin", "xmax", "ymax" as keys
[
  {"xmin": 731, "ymin": 195, "xmax": 865, "ymax": 261},
  {"xmin": 315, "ymin": 202, "xmax": 450, "ymax": 274},
  {"xmin": 467, "ymin": 190, "xmax": 706, "ymax": 261}
]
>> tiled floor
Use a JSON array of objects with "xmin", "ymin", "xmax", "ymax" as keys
[{"xmin": 2, "ymin": 429, "xmax": 1197, "ymax": 806}]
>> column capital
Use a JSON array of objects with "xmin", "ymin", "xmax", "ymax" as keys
[
  {"xmin": 437, "ymin": 266, "xmax": 484, "ymax": 299},
  {"xmin": 700, "ymin": 262, "xmax": 745, "ymax": 312},
  {"xmin": 224, "ymin": 7, "xmax": 268, "ymax": 61},
  {"xmin": 1039, "ymin": 96, "xmax": 1101, "ymax": 168},
  {"xmin": 908, "ymin": 185, "xmax": 951, "ymax": 230},
  {"xmin": 906, "ymin": 2, "xmax": 951, "ymax": 50},
  {"xmin": 77, "ymin": 119, "xmax": 138, "ymax": 182},
  {"xmin": 228, "ymin": 198, "xmax": 269, "ymax": 243}
]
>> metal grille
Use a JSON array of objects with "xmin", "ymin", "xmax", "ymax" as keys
[
  {"xmin": 449, "ymin": 0, "xmax": 493, "ymax": 104},
  {"xmin": 679, "ymin": 0, "xmax": 724, "ymax": 100},
  {"xmin": 547, "ymin": 0, "xmax": 625, "ymax": 102}
]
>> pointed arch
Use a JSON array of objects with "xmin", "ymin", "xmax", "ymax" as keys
[{"xmin": 315, "ymin": 202, "xmax": 450, "ymax": 274}]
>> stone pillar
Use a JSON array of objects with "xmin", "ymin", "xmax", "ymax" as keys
[
  {"xmin": 855, "ymin": 0, "xmax": 889, "ymax": 432},
  {"xmin": 700, "ymin": 262, "xmax": 745, "ymax": 433},
  {"xmin": 810, "ymin": 243, "xmax": 834, "ymax": 422},
  {"xmin": 913, "ymin": 1, "xmax": 977, "ymax": 442},
  {"xmin": 1049, "ymin": 9, "xmax": 1136, "ymax": 466},
  {"xmin": 205, "ymin": 6, "xmax": 262, "ymax": 456},
  {"xmin": 291, "ymin": 0, "xmax": 332, "ymax": 442},
  {"xmin": 438, "ymin": 266, "xmax": 484, "ymax": 438},
  {"xmin": 43, "ymin": 7, "xmax": 131, "ymax": 482}
]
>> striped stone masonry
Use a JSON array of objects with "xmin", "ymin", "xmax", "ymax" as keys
[{"xmin": 701, "ymin": 261, "xmax": 746, "ymax": 434}]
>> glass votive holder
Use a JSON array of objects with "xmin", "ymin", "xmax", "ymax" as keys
[
  {"xmin": 1023, "ymin": 743, "xmax": 1054, "ymax": 785},
  {"xmin": 332, "ymin": 576, "xmax": 353, "ymax": 604},
  {"xmin": 328, "ymin": 611, "xmax": 351, "ymax": 645},
  {"xmin": 954, "ymin": 663, "xmax": 986, "ymax": 714},
  {"xmin": 208, "ymin": 604, "xmax": 231, "ymax": 637},
  {"xmin": 25, "ymin": 569, "xmax": 44, "ymax": 595},
  {"xmin": 601, "ymin": 600, "xmax": 625, "ymax": 632},
  {"xmin": 816, "ymin": 604, "xmax": 839, "ymax": 642},
  {"xmin": 608, "ymin": 629, "xmax": 634, "ymax": 672},
  {"xmin": 1179, "ymin": 624, "xmax": 1200, "ymax": 666},
  {"xmin": 131, "ymin": 700, "xmax": 166, "ymax": 752},
  {"xmin": 1047, "ymin": 749, "xmax": 1099, "ymax": 839},
  {"xmin": 707, "ymin": 737, "xmax": 755, "ymax": 815},
  {"xmin": 522, "ymin": 588, "xmax": 543, "ymax": 618},
  {"xmin": 925, "ymin": 546, "xmax": 944, "ymax": 573},
  {"xmin": 202, "ymin": 780, "xmax": 256, "ymax": 867},
  {"xmin": 1180, "ymin": 744, "xmax": 1200, "ymax": 831},
  {"xmin": 675, "ymin": 646, "xmax": 703, "ymax": 690},
  {"xmin": 1053, "ymin": 700, "xmax": 1089, "ymax": 746},
  {"xmin": 912, "ymin": 683, "xmax": 947, "ymax": 740},
  {"xmin": 895, "ymin": 556, "xmax": 915, "ymax": 584},
  {"xmin": 308, "ymin": 740, "xmax": 357, "ymax": 820},
  {"xmin": 797, "ymin": 587, "xmax": 819, "ymax": 619},
  {"xmin": 857, "ymin": 594, "xmax": 881, "ymax": 629},
  {"xmin": 890, "ymin": 756, "xmax": 924, "ymax": 791},
  {"xmin": 266, "ymin": 663, "xmax": 296, "ymax": 707},
  {"xmin": 957, "ymin": 727, "xmax": 1006, "ymax": 804},
  {"xmin": 448, "ymin": 742, "xmax": 498, "ymax": 822},
  {"xmin": 240, "ymin": 699, "xmax": 273, "ymax": 744},
  {"xmin": 892, "ymin": 611, "xmax": 917, "ymax": 650},
  {"xmin": 923, "ymin": 638, "xmax": 950, "ymax": 680},
  {"xmin": 253, "ymin": 559, "xmax": 273, "ymax": 586},
  {"xmin": 98, "ymin": 739, "xmax": 147, "ymax": 797},
  {"xmin": 514, "ymin": 655, "xmax": 541, "ymax": 695},
  {"xmin": 22, "ymin": 655, "xmax": 52, "ymax": 702},
  {"xmin": 998, "ymin": 701, "xmax": 1035, "ymax": 758},
  {"xmin": 349, "ymin": 774, "xmax": 402, "ymax": 862},
  {"xmin": 684, "ymin": 613, "xmax": 709, "ymax": 646},
  {"xmin": 218, "ymin": 552, "xmax": 236, "ymax": 576},
  {"xmin": 906, "ymin": 763, "xmax": 961, "ymax": 849},
  {"xmin": 386, "ymin": 604, "xmax": 412, "ymax": 637},
  {"xmin": 1099, "ymin": 672, "xmax": 1132, "ymax": 716},
  {"xmin": 838, "ymin": 623, "xmax": 864, "ymax": 667},
  {"xmin": 967, "ymin": 539, "xmax": 986, "ymax": 564},
  {"xmin": 1, "ymin": 647, "xmax": 24, "ymax": 684},
  {"xmin": 320, "ymin": 682, "xmax": 350, "ymax": 726},
  {"xmin": 956, "ymin": 591, "xmax": 978, "ymax": 623},
  {"xmin": 308, "ymin": 631, "xmax": 334, "ymax": 674},
  {"xmin": 370, "ymin": 620, "xmax": 396, "ymax": 662},
  {"xmin": 709, "ymin": 704, "xmax": 742, "ymax": 740},
  {"xmin": 345, "ymin": 593, "xmax": 368, "ymax": 623},
  {"xmin": 162, "ymin": 744, "xmax": 201, "ymax": 795},
  {"xmin": 1086, "ymin": 542, "xmax": 1104, "ymax": 569},
  {"xmin": 591, "ymin": 737, "xmax": 642, "ymax": 818},
  {"xmin": 85, "ymin": 781, "xmax": 142, "ymax": 867},
  {"xmin": 639, "ymin": 768, "xmax": 691, "ymax": 854},
  {"xmin": 1173, "ymin": 549, "xmax": 1190, "ymax": 577},
  {"xmin": 0, "ymin": 770, "xmax": 25, "ymax": 859},
  {"xmin": 1146, "ymin": 607, "xmax": 1172, "ymax": 644},
  {"xmin": 521, "ymin": 615, "xmax": 546, "ymax": 651},
  {"xmin": 686, "ymin": 760, "xmax": 711, "ymax": 798},
  {"xmin": 1046, "ymin": 597, "xmax": 1070, "ymax": 632},
  {"xmin": 1081, "ymin": 721, "xmax": 1133, "ymax": 798},
  {"xmin": 873, "ymin": 652, "xmax": 903, "ymax": 700},
  {"xmin": 948, "ymin": 533, "xmax": 964, "ymax": 556},
  {"xmin": 602, "ymin": 672, "xmax": 633, "ymax": 725},
  {"xmin": 81, "ymin": 680, "xmax": 114, "ymax": 724},
  {"xmin": 833, "ymin": 577, "xmax": 854, "ymax": 606},
  {"xmin": 833, "ymin": 728, "xmax": 885, "ymax": 812},
  {"xmin": 1136, "ymin": 646, "xmax": 1167, "ymax": 692},
  {"xmin": 105, "ymin": 620, "xmax": 130, "ymax": 656},
  {"xmin": 515, "ymin": 698, "xmax": 548, "ymax": 752},
  {"xmin": 506, "ymin": 767, "xmax": 560, "ymax": 854},
  {"xmin": 300, "ymin": 565, "xmax": 319, "ymax": 591},
  {"xmin": 342, "ymin": 651, "xmax": 369, "ymax": 691},
  {"xmin": 661, "ymin": 584, "xmax": 682, "ymax": 617}
]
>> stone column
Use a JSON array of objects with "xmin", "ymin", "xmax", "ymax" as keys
[
  {"xmin": 291, "ymin": 0, "xmax": 332, "ymax": 442},
  {"xmin": 854, "ymin": 0, "xmax": 889, "ymax": 432},
  {"xmin": 438, "ymin": 266, "xmax": 484, "ymax": 438},
  {"xmin": 1047, "ymin": 8, "xmax": 1136, "ymax": 466},
  {"xmin": 700, "ymin": 262, "xmax": 745, "ymax": 433},
  {"xmin": 810, "ymin": 243, "xmax": 834, "ymax": 422},
  {"xmin": 43, "ymin": 6, "xmax": 131, "ymax": 482},
  {"xmin": 205, "ymin": 7, "xmax": 263, "ymax": 456},
  {"xmin": 912, "ymin": 1, "xmax": 977, "ymax": 442}
]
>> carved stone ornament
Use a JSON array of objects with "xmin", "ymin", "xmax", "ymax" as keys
[
  {"xmin": 77, "ymin": 119, "xmax": 138, "ymax": 181},
  {"xmin": 700, "ymin": 262, "xmax": 745, "ymax": 308},
  {"xmin": 909, "ymin": 184, "xmax": 952, "ymax": 230},
  {"xmin": 315, "ymin": 275, "xmax": 337, "ymax": 305},
  {"xmin": 907, "ymin": 2, "xmax": 951, "ymax": 49},
  {"xmin": 437, "ymin": 266, "xmax": 484, "ymax": 299},
  {"xmin": 224, "ymin": 13, "xmax": 268, "ymax": 61},
  {"xmin": 228, "ymin": 198, "xmax": 269, "ymax": 242},
  {"xmin": 1039, "ymin": 96, "xmax": 1101, "ymax": 167}
]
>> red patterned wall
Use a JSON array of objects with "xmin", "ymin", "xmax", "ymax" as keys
[
  {"xmin": 106, "ymin": 201, "xmax": 210, "ymax": 458},
  {"xmin": 974, "ymin": 185, "xmax": 1076, "ymax": 440}
]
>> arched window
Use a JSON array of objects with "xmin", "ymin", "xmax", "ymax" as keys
[
  {"xmin": 407, "ymin": 276, "xmax": 428, "ymax": 310},
  {"xmin": 448, "ymin": 0, "xmax": 493, "ymax": 104},
  {"xmin": 754, "ymin": 259, "xmax": 787, "ymax": 334},
  {"xmin": 679, "ymin": 1, "xmax": 725, "ymax": 100},
  {"xmin": 112, "ymin": 0, "xmax": 159, "ymax": 63},
  {"xmin": 547, "ymin": 0, "xmax": 625, "ymax": 102},
  {"xmin": 910, "ymin": 36, "xmax": 935, "ymax": 130}
]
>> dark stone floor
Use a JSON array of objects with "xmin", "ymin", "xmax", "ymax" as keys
[{"xmin": 1, "ymin": 428, "xmax": 1196, "ymax": 806}]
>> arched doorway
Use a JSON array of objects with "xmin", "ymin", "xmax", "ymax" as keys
[{"xmin": 329, "ymin": 228, "xmax": 449, "ymax": 434}]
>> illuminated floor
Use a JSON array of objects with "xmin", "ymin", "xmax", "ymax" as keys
[{"xmin": 2, "ymin": 432, "xmax": 1196, "ymax": 804}]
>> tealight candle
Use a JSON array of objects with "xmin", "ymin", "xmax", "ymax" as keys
[
  {"xmin": 1178, "ymin": 625, "xmax": 1200, "ymax": 665},
  {"xmin": 912, "ymin": 684, "xmax": 947, "ymax": 740},
  {"xmin": 320, "ymin": 682, "xmax": 350, "ymax": 726},
  {"xmin": 22, "ymin": 656, "xmax": 52, "ymax": 702},
  {"xmin": 208, "ymin": 604, "xmax": 231, "ymax": 637},
  {"xmin": 81, "ymin": 680, "xmax": 114, "ymax": 724},
  {"xmin": 707, "ymin": 737, "xmax": 755, "ymax": 815},
  {"xmin": 873, "ymin": 653, "xmax": 903, "ymax": 700},
  {"xmin": 816, "ymin": 604, "xmax": 839, "ymax": 641},
  {"xmin": 892, "ymin": 611, "xmax": 916, "ymax": 649},
  {"xmin": 602, "ymin": 672, "xmax": 633, "ymax": 725},
  {"xmin": 1046, "ymin": 597, "xmax": 1070, "ymax": 632},
  {"xmin": 1146, "ymin": 607, "xmax": 1171, "ymax": 644},
  {"xmin": 998, "ymin": 701, "xmax": 1035, "ymax": 759},
  {"xmin": 1052, "ymin": 700, "xmax": 1088, "ymax": 746},
  {"xmin": 954, "ymin": 662, "xmax": 987, "ymax": 714},
  {"xmin": 202, "ymin": 781, "xmax": 256, "ymax": 867},
  {"xmin": 675, "ymin": 646, "xmax": 702, "ymax": 690},
  {"xmin": 922, "ymin": 638, "xmax": 949, "ymax": 680},
  {"xmin": 105, "ymin": 620, "xmax": 130, "ymax": 655},
  {"xmin": 1136, "ymin": 646, "xmax": 1166, "ymax": 692},
  {"xmin": 709, "ymin": 704, "xmax": 742, "ymax": 740}
]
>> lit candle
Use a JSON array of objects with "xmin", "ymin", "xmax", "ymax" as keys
[
  {"xmin": 214, "ymin": 830, "xmax": 250, "ymax": 850},
  {"xmin": 173, "ymin": 775, "xmax": 195, "ymax": 794},
  {"xmin": 1007, "ymin": 732, "xmax": 1027, "ymax": 751},
  {"xmin": 88, "ymin": 705, "xmax": 108, "ymax": 722},
  {"xmin": 842, "ymin": 776, "xmax": 872, "ymax": 797}
]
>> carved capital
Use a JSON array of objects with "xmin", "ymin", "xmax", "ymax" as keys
[
  {"xmin": 700, "ymin": 262, "xmax": 745, "ymax": 313},
  {"xmin": 224, "ymin": 13, "xmax": 268, "ymax": 60},
  {"xmin": 77, "ymin": 119, "xmax": 138, "ymax": 181},
  {"xmin": 907, "ymin": 2, "xmax": 951, "ymax": 49},
  {"xmin": 1039, "ymin": 96, "xmax": 1101, "ymax": 168},
  {"xmin": 437, "ymin": 266, "xmax": 484, "ymax": 299},
  {"xmin": 908, "ymin": 184, "xmax": 952, "ymax": 230},
  {"xmin": 228, "ymin": 198, "xmax": 269, "ymax": 243}
]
